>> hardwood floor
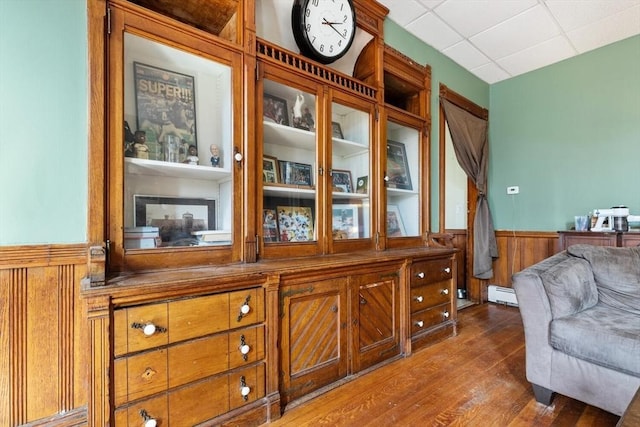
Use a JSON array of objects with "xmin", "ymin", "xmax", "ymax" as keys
[{"xmin": 267, "ymin": 303, "xmax": 620, "ymax": 426}]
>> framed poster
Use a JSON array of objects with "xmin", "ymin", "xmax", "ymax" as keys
[
  {"xmin": 277, "ymin": 206, "xmax": 314, "ymax": 241},
  {"xmin": 332, "ymin": 169, "xmax": 353, "ymax": 193},
  {"xmin": 263, "ymin": 209, "xmax": 279, "ymax": 242},
  {"xmin": 332, "ymin": 204, "xmax": 360, "ymax": 239},
  {"xmin": 386, "ymin": 140, "xmax": 412, "ymax": 190},
  {"xmin": 331, "ymin": 121, "xmax": 344, "ymax": 139},
  {"xmin": 356, "ymin": 176, "xmax": 368, "ymax": 194},
  {"xmin": 263, "ymin": 155, "xmax": 279, "ymax": 183},
  {"xmin": 387, "ymin": 204, "xmax": 406, "ymax": 237},
  {"xmin": 134, "ymin": 62, "xmax": 197, "ymax": 157},
  {"xmin": 263, "ymin": 93, "xmax": 289, "ymax": 126},
  {"xmin": 134, "ymin": 195, "xmax": 215, "ymax": 243},
  {"xmin": 279, "ymin": 161, "xmax": 313, "ymax": 186}
]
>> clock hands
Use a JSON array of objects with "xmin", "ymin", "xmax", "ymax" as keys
[{"xmin": 322, "ymin": 18, "xmax": 346, "ymax": 39}]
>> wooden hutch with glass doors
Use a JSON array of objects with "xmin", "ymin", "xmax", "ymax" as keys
[{"xmin": 84, "ymin": 0, "xmax": 457, "ymax": 425}]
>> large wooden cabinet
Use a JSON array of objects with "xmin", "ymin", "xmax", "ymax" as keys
[{"xmin": 84, "ymin": 1, "xmax": 458, "ymax": 426}]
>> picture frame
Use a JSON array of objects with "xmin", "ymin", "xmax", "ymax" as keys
[
  {"xmin": 134, "ymin": 195, "xmax": 215, "ymax": 243},
  {"xmin": 263, "ymin": 93, "xmax": 289, "ymax": 126},
  {"xmin": 134, "ymin": 62, "xmax": 197, "ymax": 160},
  {"xmin": 262, "ymin": 155, "xmax": 279, "ymax": 184},
  {"xmin": 332, "ymin": 204, "xmax": 360, "ymax": 239},
  {"xmin": 386, "ymin": 140, "xmax": 413, "ymax": 190},
  {"xmin": 277, "ymin": 206, "xmax": 314, "ymax": 242},
  {"xmin": 356, "ymin": 176, "xmax": 368, "ymax": 194},
  {"xmin": 387, "ymin": 204, "xmax": 406, "ymax": 237},
  {"xmin": 331, "ymin": 121, "xmax": 344, "ymax": 139},
  {"xmin": 332, "ymin": 169, "xmax": 353, "ymax": 193},
  {"xmin": 263, "ymin": 209, "xmax": 279, "ymax": 242},
  {"xmin": 279, "ymin": 161, "xmax": 313, "ymax": 186}
]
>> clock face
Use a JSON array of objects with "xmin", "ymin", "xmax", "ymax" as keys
[{"xmin": 292, "ymin": 0, "xmax": 356, "ymax": 64}]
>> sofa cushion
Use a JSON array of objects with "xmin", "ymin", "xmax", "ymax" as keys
[
  {"xmin": 568, "ymin": 245, "xmax": 640, "ymax": 315},
  {"xmin": 550, "ymin": 303, "xmax": 640, "ymax": 377},
  {"xmin": 539, "ymin": 257, "xmax": 598, "ymax": 319}
]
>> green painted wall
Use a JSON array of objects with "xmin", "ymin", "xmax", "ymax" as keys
[
  {"xmin": 384, "ymin": 20, "xmax": 490, "ymax": 231},
  {"xmin": 490, "ymin": 35, "xmax": 640, "ymax": 231},
  {"xmin": 0, "ymin": 0, "xmax": 88, "ymax": 245}
]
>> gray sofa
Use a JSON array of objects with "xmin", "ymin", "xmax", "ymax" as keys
[{"xmin": 513, "ymin": 244, "xmax": 640, "ymax": 415}]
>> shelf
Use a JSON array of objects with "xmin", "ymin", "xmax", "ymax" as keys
[
  {"xmin": 332, "ymin": 192, "xmax": 369, "ymax": 200},
  {"xmin": 263, "ymin": 121, "xmax": 315, "ymax": 151},
  {"xmin": 332, "ymin": 137, "xmax": 369, "ymax": 158},
  {"xmin": 264, "ymin": 184, "xmax": 316, "ymax": 200},
  {"xmin": 125, "ymin": 157, "xmax": 231, "ymax": 181},
  {"xmin": 387, "ymin": 187, "xmax": 419, "ymax": 198}
]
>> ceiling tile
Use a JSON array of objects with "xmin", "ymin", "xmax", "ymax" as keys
[
  {"xmin": 545, "ymin": 0, "xmax": 640, "ymax": 32},
  {"xmin": 470, "ymin": 62, "xmax": 511, "ymax": 84},
  {"xmin": 416, "ymin": 0, "xmax": 446, "ymax": 10},
  {"xmin": 376, "ymin": 0, "xmax": 428, "ymax": 26},
  {"xmin": 406, "ymin": 12, "xmax": 463, "ymax": 50},
  {"xmin": 433, "ymin": 0, "xmax": 537, "ymax": 38},
  {"xmin": 567, "ymin": 4, "xmax": 640, "ymax": 53},
  {"xmin": 496, "ymin": 35, "xmax": 575, "ymax": 76},
  {"xmin": 443, "ymin": 40, "xmax": 491, "ymax": 70},
  {"xmin": 471, "ymin": 5, "xmax": 561, "ymax": 59}
]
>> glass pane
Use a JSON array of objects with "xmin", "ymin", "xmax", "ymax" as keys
[
  {"xmin": 331, "ymin": 102, "xmax": 370, "ymax": 240},
  {"xmin": 386, "ymin": 122, "xmax": 420, "ymax": 237},
  {"xmin": 262, "ymin": 80, "xmax": 317, "ymax": 243},
  {"xmin": 123, "ymin": 33, "xmax": 233, "ymax": 248}
]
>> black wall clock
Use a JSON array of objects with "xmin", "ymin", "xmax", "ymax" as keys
[{"xmin": 291, "ymin": 0, "xmax": 357, "ymax": 65}]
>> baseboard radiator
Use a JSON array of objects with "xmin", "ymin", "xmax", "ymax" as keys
[{"xmin": 488, "ymin": 285, "xmax": 519, "ymax": 307}]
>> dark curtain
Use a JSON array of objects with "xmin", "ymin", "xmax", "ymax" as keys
[{"xmin": 441, "ymin": 99, "xmax": 497, "ymax": 279}]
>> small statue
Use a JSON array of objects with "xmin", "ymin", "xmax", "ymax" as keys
[
  {"xmin": 210, "ymin": 144, "xmax": 221, "ymax": 167},
  {"xmin": 133, "ymin": 130, "xmax": 149, "ymax": 159},
  {"xmin": 292, "ymin": 93, "xmax": 308, "ymax": 130},
  {"xmin": 124, "ymin": 121, "xmax": 136, "ymax": 157},
  {"xmin": 185, "ymin": 145, "xmax": 199, "ymax": 165}
]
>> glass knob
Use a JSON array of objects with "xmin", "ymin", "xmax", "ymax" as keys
[
  {"xmin": 241, "ymin": 386, "xmax": 251, "ymax": 396},
  {"xmin": 234, "ymin": 152, "xmax": 243, "ymax": 162},
  {"xmin": 443, "ymin": 311, "xmax": 450, "ymax": 318},
  {"xmin": 444, "ymin": 267, "xmax": 451, "ymax": 273},
  {"xmin": 240, "ymin": 344, "xmax": 250, "ymax": 355},
  {"xmin": 384, "ymin": 175, "xmax": 390, "ymax": 182},
  {"xmin": 415, "ymin": 296, "xmax": 423, "ymax": 302},
  {"xmin": 415, "ymin": 320, "xmax": 424, "ymax": 328},
  {"xmin": 416, "ymin": 272, "xmax": 425, "ymax": 279},
  {"xmin": 143, "ymin": 324, "xmax": 157, "ymax": 336},
  {"xmin": 441, "ymin": 289, "xmax": 449, "ymax": 295},
  {"xmin": 240, "ymin": 304, "xmax": 250, "ymax": 315}
]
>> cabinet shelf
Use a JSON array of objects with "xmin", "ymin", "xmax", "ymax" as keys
[{"xmin": 125, "ymin": 157, "xmax": 232, "ymax": 181}]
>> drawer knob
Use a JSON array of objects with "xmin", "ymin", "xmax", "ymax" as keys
[
  {"xmin": 239, "ymin": 334, "xmax": 251, "ymax": 360},
  {"xmin": 240, "ymin": 344, "xmax": 251, "ymax": 355},
  {"xmin": 139, "ymin": 409, "xmax": 157, "ymax": 427},
  {"xmin": 444, "ymin": 267, "xmax": 451, "ymax": 273},
  {"xmin": 441, "ymin": 289, "xmax": 449, "ymax": 295},
  {"xmin": 237, "ymin": 296, "xmax": 252, "ymax": 322},
  {"xmin": 443, "ymin": 311, "xmax": 450, "ymax": 319},
  {"xmin": 416, "ymin": 272, "xmax": 425, "ymax": 279},
  {"xmin": 240, "ymin": 376, "xmax": 251, "ymax": 401},
  {"xmin": 414, "ymin": 295, "xmax": 424, "ymax": 303},
  {"xmin": 131, "ymin": 322, "xmax": 166, "ymax": 336},
  {"xmin": 415, "ymin": 320, "xmax": 424, "ymax": 328}
]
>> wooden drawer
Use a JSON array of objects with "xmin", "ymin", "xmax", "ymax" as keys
[
  {"xmin": 114, "ymin": 394, "xmax": 168, "ymax": 427},
  {"xmin": 229, "ymin": 363, "xmax": 266, "ymax": 410},
  {"xmin": 114, "ymin": 302, "xmax": 169, "ymax": 357},
  {"xmin": 114, "ymin": 348, "xmax": 168, "ymax": 406},
  {"xmin": 168, "ymin": 334, "xmax": 229, "ymax": 389},
  {"xmin": 168, "ymin": 374, "xmax": 229, "ymax": 426},
  {"xmin": 230, "ymin": 287, "xmax": 265, "ymax": 328},
  {"xmin": 410, "ymin": 282, "xmax": 451, "ymax": 313},
  {"xmin": 410, "ymin": 258, "xmax": 452, "ymax": 287},
  {"xmin": 168, "ymin": 292, "xmax": 230, "ymax": 343},
  {"xmin": 410, "ymin": 304, "xmax": 451, "ymax": 336},
  {"xmin": 229, "ymin": 324, "xmax": 266, "ymax": 369}
]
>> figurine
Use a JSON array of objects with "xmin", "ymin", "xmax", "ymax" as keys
[
  {"xmin": 133, "ymin": 130, "xmax": 149, "ymax": 159},
  {"xmin": 292, "ymin": 93, "xmax": 309, "ymax": 130},
  {"xmin": 124, "ymin": 121, "xmax": 136, "ymax": 157},
  {"xmin": 185, "ymin": 145, "xmax": 199, "ymax": 165},
  {"xmin": 210, "ymin": 144, "xmax": 221, "ymax": 167}
]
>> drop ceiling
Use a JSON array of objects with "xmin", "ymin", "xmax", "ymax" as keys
[{"xmin": 377, "ymin": 0, "xmax": 640, "ymax": 84}]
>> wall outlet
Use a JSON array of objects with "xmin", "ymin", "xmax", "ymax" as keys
[{"xmin": 507, "ymin": 186, "xmax": 519, "ymax": 195}]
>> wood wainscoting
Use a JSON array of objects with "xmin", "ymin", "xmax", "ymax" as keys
[{"xmin": 0, "ymin": 244, "xmax": 88, "ymax": 426}]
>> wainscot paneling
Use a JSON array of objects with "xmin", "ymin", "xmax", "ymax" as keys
[{"xmin": 0, "ymin": 244, "xmax": 87, "ymax": 426}]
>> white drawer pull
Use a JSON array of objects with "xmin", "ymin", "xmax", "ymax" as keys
[
  {"xmin": 444, "ymin": 267, "xmax": 451, "ymax": 273},
  {"xmin": 443, "ymin": 311, "xmax": 450, "ymax": 319},
  {"xmin": 240, "ymin": 344, "xmax": 251, "ymax": 355},
  {"xmin": 237, "ymin": 296, "xmax": 252, "ymax": 322},
  {"xmin": 415, "ymin": 320, "xmax": 424, "ymax": 328},
  {"xmin": 240, "ymin": 376, "xmax": 251, "ymax": 401},
  {"xmin": 416, "ymin": 272, "xmax": 425, "ymax": 279},
  {"xmin": 131, "ymin": 322, "xmax": 166, "ymax": 336},
  {"xmin": 441, "ymin": 289, "xmax": 449, "ymax": 295},
  {"xmin": 414, "ymin": 295, "xmax": 424, "ymax": 303},
  {"xmin": 140, "ymin": 409, "xmax": 157, "ymax": 427}
]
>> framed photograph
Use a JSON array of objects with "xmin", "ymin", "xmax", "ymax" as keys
[
  {"xmin": 263, "ymin": 209, "xmax": 279, "ymax": 242},
  {"xmin": 279, "ymin": 161, "xmax": 313, "ymax": 186},
  {"xmin": 263, "ymin": 155, "xmax": 279, "ymax": 184},
  {"xmin": 331, "ymin": 121, "xmax": 344, "ymax": 139},
  {"xmin": 387, "ymin": 204, "xmax": 406, "ymax": 237},
  {"xmin": 356, "ymin": 176, "xmax": 368, "ymax": 194},
  {"xmin": 277, "ymin": 206, "xmax": 314, "ymax": 242},
  {"xmin": 263, "ymin": 93, "xmax": 289, "ymax": 126},
  {"xmin": 386, "ymin": 140, "xmax": 413, "ymax": 190},
  {"xmin": 333, "ymin": 204, "xmax": 360, "ymax": 239},
  {"xmin": 134, "ymin": 62, "xmax": 197, "ymax": 160},
  {"xmin": 332, "ymin": 169, "xmax": 353, "ymax": 193},
  {"xmin": 134, "ymin": 195, "xmax": 215, "ymax": 243}
]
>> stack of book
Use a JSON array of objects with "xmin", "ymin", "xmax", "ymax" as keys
[
  {"xmin": 124, "ymin": 226, "xmax": 161, "ymax": 249},
  {"xmin": 191, "ymin": 230, "xmax": 232, "ymax": 245}
]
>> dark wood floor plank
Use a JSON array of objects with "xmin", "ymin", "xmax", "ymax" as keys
[{"xmin": 267, "ymin": 304, "xmax": 620, "ymax": 427}]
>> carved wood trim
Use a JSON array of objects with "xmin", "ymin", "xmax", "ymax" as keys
[{"xmin": 0, "ymin": 244, "xmax": 86, "ymax": 270}]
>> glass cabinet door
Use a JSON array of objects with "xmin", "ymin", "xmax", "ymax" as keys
[
  {"xmin": 385, "ymin": 119, "xmax": 421, "ymax": 239},
  {"xmin": 261, "ymin": 79, "xmax": 318, "ymax": 245},
  {"xmin": 330, "ymin": 100, "xmax": 371, "ymax": 242}
]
